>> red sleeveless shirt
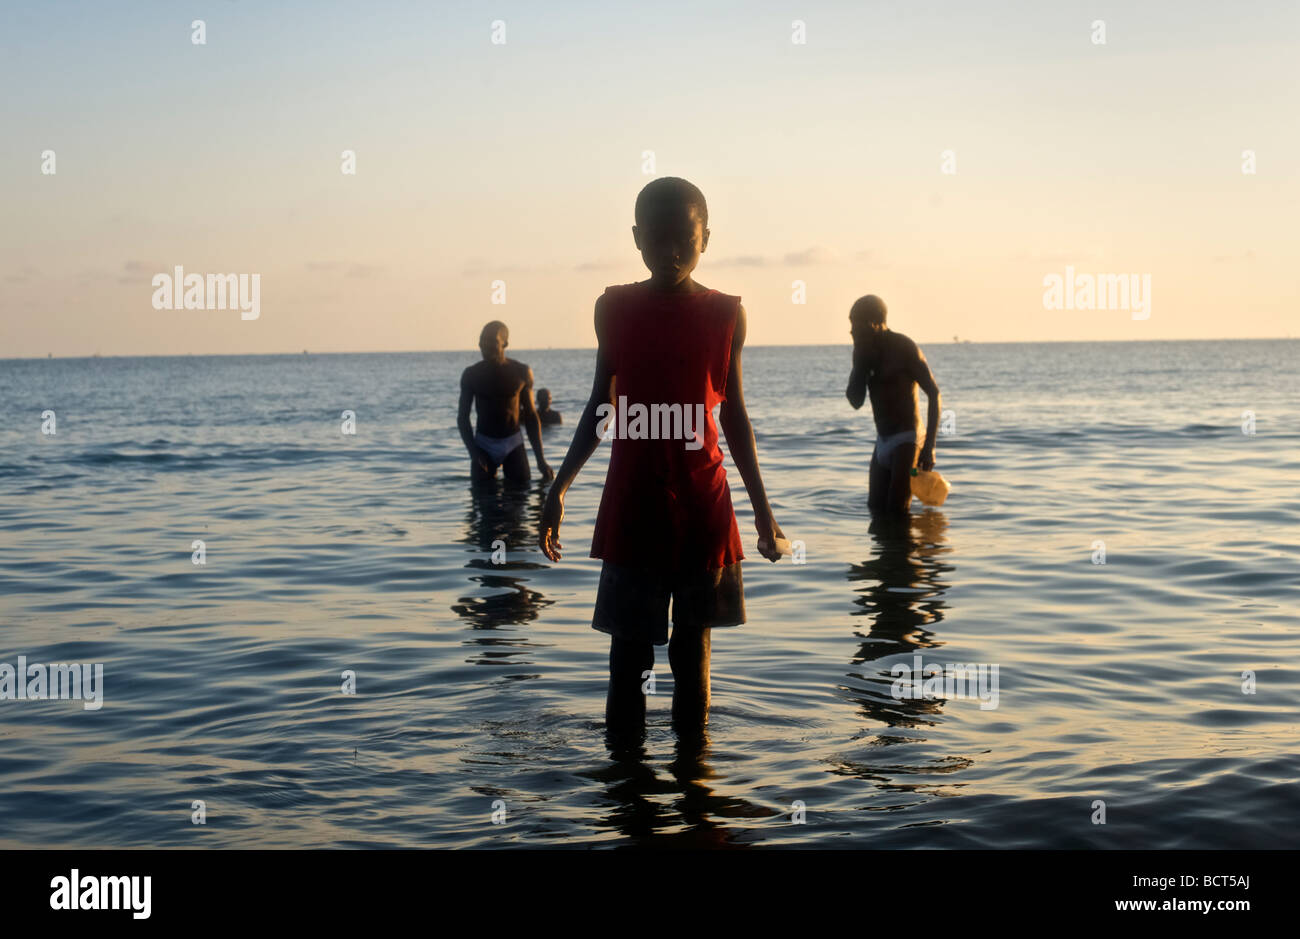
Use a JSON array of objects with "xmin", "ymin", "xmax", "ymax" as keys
[{"xmin": 589, "ymin": 282, "xmax": 745, "ymax": 572}]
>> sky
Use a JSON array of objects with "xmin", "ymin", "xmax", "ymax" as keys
[{"xmin": 2, "ymin": 0, "xmax": 1297, "ymax": 356}]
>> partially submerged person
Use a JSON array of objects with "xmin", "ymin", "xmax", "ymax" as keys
[
  {"xmin": 536, "ymin": 388, "xmax": 563, "ymax": 426},
  {"xmin": 845, "ymin": 295, "xmax": 941, "ymax": 514},
  {"xmin": 458, "ymin": 321, "xmax": 554, "ymax": 483},
  {"xmin": 538, "ymin": 176, "xmax": 785, "ymax": 738}
]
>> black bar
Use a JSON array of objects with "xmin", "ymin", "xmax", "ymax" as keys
[{"xmin": 0, "ymin": 849, "xmax": 1279, "ymax": 925}]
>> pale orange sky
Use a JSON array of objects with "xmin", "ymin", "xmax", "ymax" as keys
[{"xmin": 2, "ymin": 1, "xmax": 1296, "ymax": 356}]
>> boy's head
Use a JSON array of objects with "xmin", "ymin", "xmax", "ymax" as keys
[
  {"xmin": 479, "ymin": 321, "xmax": 508, "ymax": 363},
  {"xmin": 632, "ymin": 177, "xmax": 709, "ymax": 286},
  {"xmin": 536, "ymin": 388, "xmax": 552, "ymax": 409},
  {"xmin": 849, "ymin": 295, "xmax": 888, "ymax": 359}
]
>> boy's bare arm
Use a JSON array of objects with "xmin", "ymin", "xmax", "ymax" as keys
[
  {"xmin": 910, "ymin": 344, "xmax": 941, "ymax": 471},
  {"xmin": 846, "ymin": 346, "xmax": 868, "ymax": 409},
  {"xmin": 539, "ymin": 297, "xmax": 613, "ymax": 560},
  {"xmin": 518, "ymin": 365, "xmax": 553, "ymax": 480},
  {"xmin": 719, "ymin": 304, "xmax": 784, "ymax": 562}
]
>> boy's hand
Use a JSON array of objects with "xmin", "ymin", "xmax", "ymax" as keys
[
  {"xmin": 917, "ymin": 446, "xmax": 935, "ymax": 472},
  {"xmin": 538, "ymin": 459, "xmax": 555, "ymax": 482},
  {"xmin": 471, "ymin": 446, "xmax": 492, "ymax": 475},
  {"xmin": 538, "ymin": 489, "xmax": 565, "ymax": 561},
  {"xmin": 755, "ymin": 514, "xmax": 786, "ymax": 563}
]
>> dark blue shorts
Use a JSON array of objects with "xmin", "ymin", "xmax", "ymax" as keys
[{"xmin": 592, "ymin": 560, "xmax": 745, "ymax": 646}]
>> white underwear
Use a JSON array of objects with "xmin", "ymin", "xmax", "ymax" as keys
[
  {"xmin": 475, "ymin": 429, "xmax": 524, "ymax": 464},
  {"xmin": 873, "ymin": 429, "xmax": 917, "ymax": 463}
]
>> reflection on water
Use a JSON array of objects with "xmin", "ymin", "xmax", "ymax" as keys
[
  {"xmin": 587, "ymin": 730, "xmax": 779, "ymax": 848},
  {"xmin": 847, "ymin": 510, "xmax": 952, "ymax": 661},
  {"xmin": 843, "ymin": 509, "xmax": 953, "ymax": 730},
  {"xmin": 828, "ymin": 510, "xmax": 976, "ymax": 804},
  {"xmin": 451, "ymin": 479, "xmax": 552, "ymax": 649},
  {"xmin": 581, "ymin": 510, "xmax": 962, "ymax": 845},
  {"xmin": 4, "ymin": 343, "xmax": 1298, "ymax": 847}
]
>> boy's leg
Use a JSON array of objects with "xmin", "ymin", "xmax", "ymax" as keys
[
  {"xmin": 593, "ymin": 562, "xmax": 669, "ymax": 739},
  {"xmin": 606, "ymin": 636, "xmax": 653, "ymax": 737},
  {"xmin": 668, "ymin": 623, "xmax": 711, "ymax": 728},
  {"xmin": 501, "ymin": 444, "xmax": 529, "ymax": 483}
]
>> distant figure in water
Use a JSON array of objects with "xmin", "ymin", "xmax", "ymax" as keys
[
  {"xmin": 538, "ymin": 176, "xmax": 785, "ymax": 739},
  {"xmin": 458, "ymin": 321, "xmax": 554, "ymax": 483},
  {"xmin": 845, "ymin": 295, "xmax": 941, "ymax": 514},
  {"xmin": 535, "ymin": 388, "xmax": 563, "ymax": 426}
]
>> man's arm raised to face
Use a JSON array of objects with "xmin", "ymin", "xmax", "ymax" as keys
[{"xmin": 846, "ymin": 344, "xmax": 868, "ymax": 410}]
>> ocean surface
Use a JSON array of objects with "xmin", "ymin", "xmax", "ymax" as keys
[{"xmin": 1, "ymin": 340, "xmax": 1297, "ymax": 849}]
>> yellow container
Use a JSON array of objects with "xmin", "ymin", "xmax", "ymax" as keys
[{"xmin": 910, "ymin": 468, "xmax": 951, "ymax": 506}]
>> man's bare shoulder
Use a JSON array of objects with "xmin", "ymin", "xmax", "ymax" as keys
[
  {"xmin": 890, "ymin": 330, "xmax": 919, "ymax": 355},
  {"xmin": 463, "ymin": 359, "xmax": 513, "ymax": 386},
  {"xmin": 887, "ymin": 332, "xmax": 923, "ymax": 369}
]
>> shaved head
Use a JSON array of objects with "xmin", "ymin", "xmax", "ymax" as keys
[
  {"xmin": 850, "ymin": 295, "xmax": 887, "ymax": 326},
  {"xmin": 635, "ymin": 176, "xmax": 708, "ymax": 227},
  {"xmin": 478, "ymin": 320, "xmax": 509, "ymax": 363}
]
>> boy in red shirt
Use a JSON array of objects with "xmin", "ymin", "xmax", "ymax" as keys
[{"xmin": 538, "ymin": 177, "xmax": 785, "ymax": 738}]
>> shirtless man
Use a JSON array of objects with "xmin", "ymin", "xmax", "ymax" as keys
[
  {"xmin": 845, "ymin": 295, "xmax": 941, "ymax": 514},
  {"xmin": 458, "ymin": 321, "xmax": 554, "ymax": 483}
]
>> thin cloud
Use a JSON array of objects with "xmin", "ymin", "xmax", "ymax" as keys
[
  {"xmin": 118, "ymin": 260, "xmax": 165, "ymax": 284},
  {"xmin": 574, "ymin": 258, "xmax": 625, "ymax": 271},
  {"xmin": 782, "ymin": 246, "xmax": 837, "ymax": 265},
  {"xmin": 462, "ymin": 259, "xmax": 538, "ymax": 277},
  {"xmin": 4, "ymin": 265, "xmax": 38, "ymax": 284},
  {"xmin": 470, "ymin": 248, "xmax": 843, "ymax": 275},
  {"xmin": 709, "ymin": 246, "xmax": 838, "ymax": 268},
  {"xmin": 306, "ymin": 261, "xmax": 385, "ymax": 279},
  {"xmin": 710, "ymin": 254, "xmax": 769, "ymax": 268},
  {"xmin": 1015, "ymin": 249, "xmax": 1103, "ymax": 264}
]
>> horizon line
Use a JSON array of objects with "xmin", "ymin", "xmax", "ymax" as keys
[{"xmin": 2, "ymin": 335, "xmax": 1297, "ymax": 362}]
